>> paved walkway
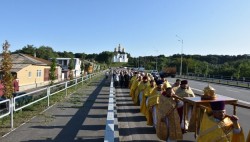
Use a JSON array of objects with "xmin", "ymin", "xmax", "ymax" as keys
[{"xmin": 0, "ymin": 76, "xmax": 110, "ymax": 142}]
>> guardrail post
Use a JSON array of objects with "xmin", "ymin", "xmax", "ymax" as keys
[
  {"xmin": 65, "ymin": 81, "xmax": 68, "ymax": 96},
  {"xmin": 10, "ymin": 97, "xmax": 14, "ymax": 129},
  {"xmin": 47, "ymin": 87, "xmax": 50, "ymax": 107},
  {"xmin": 82, "ymin": 76, "xmax": 84, "ymax": 86},
  {"xmin": 75, "ymin": 78, "xmax": 77, "ymax": 90}
]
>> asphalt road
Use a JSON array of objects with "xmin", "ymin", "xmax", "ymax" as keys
[{"xmin": 167, "ymin": 77, "xmax": 250, "ymax": 138}]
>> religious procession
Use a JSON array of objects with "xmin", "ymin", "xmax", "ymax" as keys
[{"xmin": 112, "ymin": 68, "xmax": 248, "ymax": 142}]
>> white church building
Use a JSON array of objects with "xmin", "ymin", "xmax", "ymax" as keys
[{"xmin": 113, "ymin": 44, "xmax": 128, "ymax": 62}]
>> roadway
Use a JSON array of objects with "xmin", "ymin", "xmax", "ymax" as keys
[{"xmin": 167, "ymin": 77, "xmax": 250, "ymax": 138}]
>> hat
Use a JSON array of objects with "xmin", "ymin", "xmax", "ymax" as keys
[
  {"xmin": 210, "ymin": 101, "xmax": 225, "ymax": 111},
  {"xmin": 156, "ymin": 80, "xmax": 163, "ymax": 85},
  {"xmin": 143, "ymin": 76, "xmax": 148, "ymax": 80},
  {"xmin": 180, "ymin": 80, "xmax": 188, "ymax": 85}
]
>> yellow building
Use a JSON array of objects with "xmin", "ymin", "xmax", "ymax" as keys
[{"xmin": 0, "ymin": 54, "xmax": 62, "ymax": 91}]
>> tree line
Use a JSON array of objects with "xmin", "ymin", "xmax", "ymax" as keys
[
  {"xmin": 13, "ymin": 45, "xmax": 250, "ymax": 79},
  {"xmin": 127, "ymin": 54, "xmax": 250, "ymax": 79},
  {"xmin": 13, "ymin": 45, "xmax": 131, "ymax": 64}
]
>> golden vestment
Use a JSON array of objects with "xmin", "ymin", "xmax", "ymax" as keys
[
  {"xmin": 130, "ymin": 79, "xmax": 139, "ymax": 100},
  {"xmin": 197, "ymin": 110, "xmax": 245, "ymax": 142},
  {"xmin": 175, "ymin": 87, "xmax": 195, "ymax": 129},
  {"xmin": 175, "ymin": 87, "xmax": 195, "ymax": 98},
  {"xmin": 134, "ymin": 82, "xmax": 149, "ymax": 104},
  {"xmin": 145, "ymin": 88, "xmax": 160, "ymax": 126},
  {"xmin": 129, "ymin": 76, "xmax": 136, "ymax": 89},
  {"xmin": 141, "ymin": 85, "xmax": 155, "ymax": 115},
  {"xmin": 156, "ymin": 95, "xmax": 183, "ymax": 141}
]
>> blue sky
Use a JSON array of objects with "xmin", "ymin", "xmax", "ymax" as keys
[{"xmin": 0, "ymin": 0, "xmax": 250, "ymax": 57}]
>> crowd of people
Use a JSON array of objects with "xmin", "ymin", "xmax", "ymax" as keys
[{"xmin": 112, "ymin": 68, "xmax": 248, "ymax": 142}]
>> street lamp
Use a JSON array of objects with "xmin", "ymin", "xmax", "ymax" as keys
[{"xmin": 176, "ymin": 35, "xmax": 183, "ymax": 76}]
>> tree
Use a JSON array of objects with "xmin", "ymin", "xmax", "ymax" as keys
[
  {"xmin": 57, "ymin": 51, "xmax": 74, "ymax": 58},
  {"xmin": 49, "ymin": 58, "xmax": 57, "ymax": 85},
  {"xmin": 68, "ymin": 58, "xmax": 74, "ymax": 80},
  {"xmin": 36, "ymin": 46, "xmax": 58, "ymax": 59},
  {"xmin": 96, "ymin": 51, "xmax": 114, "ymax": 64},
  {"xmin": 13, "ymin": 44, "xmax": 36, "ymax": 55},
  {"xmin": 80, "ymin": 61, "xmax": 84, "ymax": 76},
  {"xmin": 75, "ymin": 53, "xmax": 87, "ymax": 59},
  {"xmin": 1, "ymin": 41, "xmax": 13, "ymax": 98}
]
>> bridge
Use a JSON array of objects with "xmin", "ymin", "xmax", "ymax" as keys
[{"xmin": 0, "ymin": 71, "xmax": 249, "ymax": 142}]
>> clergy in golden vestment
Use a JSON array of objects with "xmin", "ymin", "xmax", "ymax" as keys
[
  {"xmin": 129, "ymin": 74, "xmax": 141, "ymax": 100},
  {"xmin": 156, "ymin": 87, "xmax": 183, "ymax": 141},
  {"xmin": 134, "ymin": 76, "xmax": 149, "ymax": 105},
  {"xmin": 197, "ymin": 101, "xmax": 245, "ymax": 142},
  {"xmin": 129, "ymin": 71, "xmax": 137, "ymax": 89},
  {"xmin": 146, "ymin": 80, "xmax": 164, "ymax": 128},
  {"xmin": 159, "ymin": 75, "xmax": 171, "ymax": 90},
  {"xmin": 143, "ymin": 80, "xmax": 156, "ymax": 125},
  {"xmin": 132, "ymin": 76, "xmax": 143, "ymax": 103},
  {"xmin": 175, "ymin": 80, "xmax": 195, "ymax": 131},
  {"xmin": 172, "ymin": 79, "xmax": 181, "ymax": 92}
]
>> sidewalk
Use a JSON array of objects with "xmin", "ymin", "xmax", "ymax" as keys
[{"xmin": 0, "ymin": 76, "xmax": 110, "ymax": 142}]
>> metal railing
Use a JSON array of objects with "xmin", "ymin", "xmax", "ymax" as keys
[
  {"xmin": 0, "ymin": 99, "xmax": 10, "ymax": 119},
  {"xmin": 0, "ymin": 71, "xmax": 103, "ymax": 129},
  {"xmin": 177, "ymin": 75, "xmax": 250, "ymax": 88}
]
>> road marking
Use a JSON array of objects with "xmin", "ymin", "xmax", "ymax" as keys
[{"xmin": 226, "ymin": 89, "xmax": 239, "ymax": 93}]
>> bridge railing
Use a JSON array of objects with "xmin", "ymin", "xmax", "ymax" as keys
[
  {"xmin": 0, "ymin": 71, "xmax": 103, "ymax": 129},
  {"xmin": 177, "ymin": 75, "xmax": 250, "ymax": 88}
]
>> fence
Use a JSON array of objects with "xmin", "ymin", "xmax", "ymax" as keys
[
  {"xmin": 177, "ymin": 75, "xmax": 250, "ymax": 88},
  {"xmin": 0, "ymin": 72, "xmax": 102, "ymax": 129}
]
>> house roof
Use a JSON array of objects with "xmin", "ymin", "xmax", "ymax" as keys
[{"xmin": 0, "ymin": 53, "xmax": 53, "ymax": 72}]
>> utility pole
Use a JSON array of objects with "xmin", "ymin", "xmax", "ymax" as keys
[{"xmin": 176, "ymin": 35, "xmax": 183, "ymax": 76}]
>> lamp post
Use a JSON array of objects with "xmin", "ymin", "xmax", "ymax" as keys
[{"xmin": 176, "ymin": 35, "xmax": 183, "ymax": 76}]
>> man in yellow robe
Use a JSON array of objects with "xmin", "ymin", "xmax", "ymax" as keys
[
  {"xmin": 132, "ymin": 76, "xmax": 142, "ymax": 103},
  {"xmin": 172, "ymin": 79, "xmax": 181, "ymax": 92},
  {"xmin": 129, "ymin": 74, "xmax": 140, "ymax": 99},
  {"xmin": 144, "ymin": 80, "xmax": 156, "ymax": 125},
  {"xmin": 159, "ymin": 75, "xmax": 171, "ymax": 89},
  {"xmin": 156, "ymin": 87, "xmax": 183, "ymax": 141},
  {"xmin": 146, "ymin": 80, "xmax": 163, "ymax": 128},
  {"xmin": 141, "ymin": 79, "xmax": 155, "ymax": 116},
  {"xmin": 129, "ymin": 71, "xmax": 137, "ymax": 89},
  {"xmin": 134, "ymin": 76, "xmax": 149, "ymax": 105},
  {"xmin": 175, "ymin": 80, "xmax": 195, "ymax": 131},
  {"xmin": 197, "ymin": 101, "xmax": 245, "ymax": 142}
]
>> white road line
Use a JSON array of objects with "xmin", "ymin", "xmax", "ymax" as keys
[
  {"xmin": 226, "ymin": 89, "xmax": 239, "ymax": 93},
  {"xmin": 191, "ymin": 88, "xmax": 203, "ymax": 92}
]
